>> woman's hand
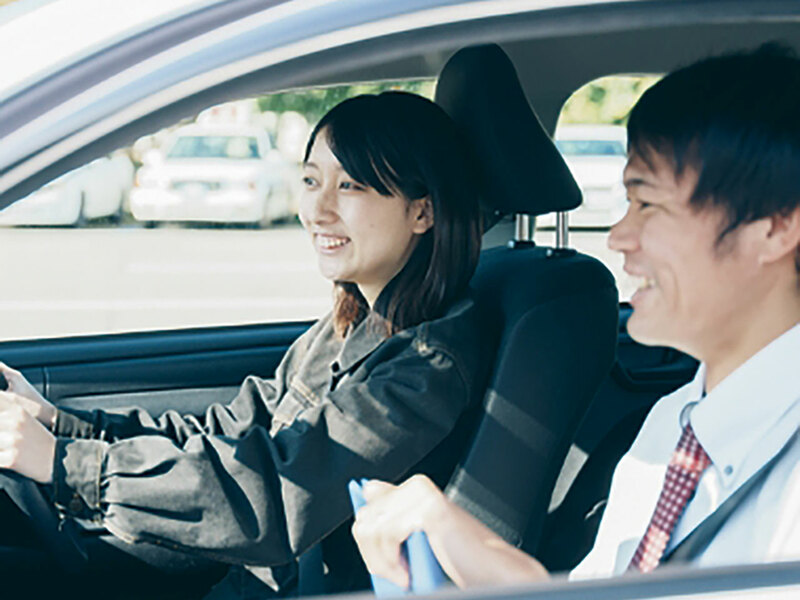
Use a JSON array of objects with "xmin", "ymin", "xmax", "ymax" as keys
[
  {"xmin": 352, "ymin": 474, "xmax": 549, "ymax": 589},
  {"xmin": 0, "ymin": 362, "xmax": 56, "ymax": 428},
  {"xmin": 0, "ymin": 391, "xmax": 56, "ymax": 484}
]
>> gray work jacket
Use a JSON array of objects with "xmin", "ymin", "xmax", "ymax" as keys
[{"xmin": 49, "ymin": 295, "xmax": 489, "ymax": 591}]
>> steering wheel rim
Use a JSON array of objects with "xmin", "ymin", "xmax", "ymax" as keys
[{"xmin": 0, "ymin": 472, "xmax": 88, "ymax": 573}]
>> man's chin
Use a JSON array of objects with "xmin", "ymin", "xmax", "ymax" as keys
[{"xmin": 626, "ymin": 312, "xmax": 669, "ymax": 347}]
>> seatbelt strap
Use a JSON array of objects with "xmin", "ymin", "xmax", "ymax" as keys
[
  {"xmin": 297, "ymin": 541, "xmax": 326, "ymax": 596},
  {"xmin": 662, "ymin": 439, "xmax": 792, "ymax": 565}
]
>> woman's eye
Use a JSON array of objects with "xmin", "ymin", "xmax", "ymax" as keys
[
  {"xmin": 302, "ymin": 176, "xmax": 316, "ymax": 187},
  {"xmin": 340, "ymin": 181, "xmax": 365, "ymax": 192}
]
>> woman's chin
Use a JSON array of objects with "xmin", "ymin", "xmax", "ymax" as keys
[{"xmin": 317, "ymin": 265, "xmax": 352, "ymax": 283}]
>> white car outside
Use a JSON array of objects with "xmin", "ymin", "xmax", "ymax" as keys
[
  {"xmin": 538, "ymin": 124, "xmax": 628, "ymax": 229},
  {"xmin": 0, "ymin": 156, "xmax": 132, "ymax": 226},
  {"xmin": 130, "ymin": 124, "xmax": 293, "ymax": 225}
]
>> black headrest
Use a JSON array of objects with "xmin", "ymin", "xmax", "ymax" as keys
[{"xmin": 435, "ymin": 44, "xmax": 582, "ymax": 219}]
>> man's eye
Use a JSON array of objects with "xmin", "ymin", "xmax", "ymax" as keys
[
  {"xmin": 636, "ymin": 199, "xmax": 653, "ymax": 211},
  {"xmin": 340, "ymin": 181, "xmax": 365, "ymax": 191},
  {"xmin": 302, "ymin": 176, "xmax": 316, "ymax": 187}
]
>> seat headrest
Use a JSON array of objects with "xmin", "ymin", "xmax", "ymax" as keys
[{"xmin": 435, "ymin": 44, "xmax": 582, "ymax": 219}]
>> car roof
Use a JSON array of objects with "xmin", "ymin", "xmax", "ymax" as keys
[
  {"xmin": 0, "ymin": 0, "xmax": 221, "ymax": 98},
  {"xmin": 3, "ymin": 0, "xmax": 800, "ymax": 207}
]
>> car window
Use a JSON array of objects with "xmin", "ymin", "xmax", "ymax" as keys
[
  {"xmin": 536, "ymin": 75, "xmax": 662, "ymax": 301},
  {"xmin": 0, "ymin": 79, "xmax": 434, "ymax": 342},
  {"xmin": 555, "ymin": 140, "xmax": 626, "ymax": 157}
]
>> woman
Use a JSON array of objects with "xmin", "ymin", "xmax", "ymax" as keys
[{"xmin": 0, "ymin": 91, "xmax": 486, "ymax": 596}]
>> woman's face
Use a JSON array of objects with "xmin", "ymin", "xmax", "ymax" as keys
[{"xmin": 299, "ymin": 131, "xmax": 433, "ymax": 306}]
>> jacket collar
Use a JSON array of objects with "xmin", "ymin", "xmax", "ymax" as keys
[{"xmin": 334, "ymin": 311, "xmax": 392, "ymax": 374}]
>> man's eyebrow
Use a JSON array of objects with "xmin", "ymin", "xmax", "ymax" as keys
[{"xmin": 623, "ymin": 177, "xmax": 655, "ymax": 188}]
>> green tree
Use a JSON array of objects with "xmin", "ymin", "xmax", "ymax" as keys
[
  {"xmin": 257, "ymin": 80, "xmax": 435, "ymax": 125},
  {"xmin": 558, "ymin": 75, "xmax": 661, "ymax": 126}
]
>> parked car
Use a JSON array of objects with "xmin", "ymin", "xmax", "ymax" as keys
[
  {"xmin": 130, "ymin": 123, "xmax": 294, "ymax": 226},
  {"xmin": 0, "ymin": 155, "xmax": 132, "ymax": 226},
  {"xmin": 1, "ymin": 1, "xmax": 799, "ymax": 599},
  {"xmin": 537, "ymin": 124, "xmax": 628, "ymax": 229}
]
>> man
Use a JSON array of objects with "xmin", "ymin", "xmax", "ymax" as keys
[{"xmin": 351, "ymin": 44, "xmax": 800, "ymax": 587}]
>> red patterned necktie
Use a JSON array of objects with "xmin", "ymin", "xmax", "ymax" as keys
[{"xmin": 628, "ymin": 423, "xmax": 712, "ymax": 573}]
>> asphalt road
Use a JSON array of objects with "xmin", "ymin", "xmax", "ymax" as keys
[{"xmin": 0, "ymin": 224, "xmax": 630, "ymax": 341}]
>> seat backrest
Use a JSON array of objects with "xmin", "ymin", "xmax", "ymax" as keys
[{"xmin": 436, "ymin": 44, "xmax": 619, "ymax": 549}]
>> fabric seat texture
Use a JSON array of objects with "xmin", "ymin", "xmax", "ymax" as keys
[{"xmin": 436, "ymin": 44, "xmax": 619, "ymax": 550}]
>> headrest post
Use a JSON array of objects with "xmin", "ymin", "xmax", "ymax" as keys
[
  {"xmin": 555, "ymin": 211, "xmax": 569, "ymax": 249},
  {"xmin": 514, "ymin": 214, "xmax": 533, "ymax": 243}
]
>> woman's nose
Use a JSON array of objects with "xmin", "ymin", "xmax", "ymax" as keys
[{"xmin": 302, "ymin": 186, "xmax": 337, "ymax": 225}]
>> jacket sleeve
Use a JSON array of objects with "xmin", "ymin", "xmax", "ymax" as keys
[
  {"xmin": 52, "ymin": 375, "xmax": 279, "ymax": 443},
  {"xmin": 50, "ymin": 314, "xmax": 328, "ymax": 443},
  {"xmin": 50, "ymin": 338, "xmax": 472, "ymax": 566}
]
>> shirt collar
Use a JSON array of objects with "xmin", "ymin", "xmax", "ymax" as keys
[{"xmin": 690, "ymin": 322, "xmax": 800, "ymax": 487}]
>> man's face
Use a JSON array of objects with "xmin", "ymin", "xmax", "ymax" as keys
[{"xmin": 608, "ymin": 149, "xmax": 763, "ymax": 358}]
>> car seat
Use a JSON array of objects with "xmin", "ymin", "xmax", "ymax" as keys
[{"xmin": 435, "ymin": 44, "xmax": 619, "ymax": 551}]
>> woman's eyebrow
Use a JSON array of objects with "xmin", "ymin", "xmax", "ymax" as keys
[{"xmin": 303, "ymin": 161, "xmax": 343, "ymax": 172}]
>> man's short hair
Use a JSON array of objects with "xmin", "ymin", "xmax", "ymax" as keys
[{"xmin": 628, "ymin": 43, "xmax": 800, "ymax": 242}]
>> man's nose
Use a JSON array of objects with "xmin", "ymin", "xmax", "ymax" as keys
[{"xmin": 607, "ymin": 205, "xmax": 638, "ymax": 252}]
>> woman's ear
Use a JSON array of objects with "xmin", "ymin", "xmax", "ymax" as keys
[{"xmin": 411, "ymin": 196, "xmax": 434, "ymax": 234}]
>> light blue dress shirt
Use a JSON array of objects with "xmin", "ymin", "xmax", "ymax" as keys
[{"xmin": 571, "ymin": 322, "xmax": 800, "ymax": 579}]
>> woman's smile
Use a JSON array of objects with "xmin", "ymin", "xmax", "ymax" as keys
[{"xmin": 315, "ymin": 233, "xmax": 352, "ymax": 253}]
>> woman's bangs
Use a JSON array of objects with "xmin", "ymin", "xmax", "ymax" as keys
[{"xmin": 326, "ymin": 125, "xmax": 404, "ymax": 197}]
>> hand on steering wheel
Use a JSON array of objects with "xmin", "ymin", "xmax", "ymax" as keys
[{"xmin": 0, "ymin": 362, "xmax": 56, "ymax": 429}]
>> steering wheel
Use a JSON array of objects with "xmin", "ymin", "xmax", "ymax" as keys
[
  {"xmin": 0, "ymin": 472, "xmax": 88, "ymax": 573},
  {"xmin": 0, "ymin": 374, "xmax": 87, "ymax": 572}
]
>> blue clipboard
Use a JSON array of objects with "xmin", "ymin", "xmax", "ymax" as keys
[{"xmin": 349, "ymin": 479, "xmax": 448, "ymax": 596}]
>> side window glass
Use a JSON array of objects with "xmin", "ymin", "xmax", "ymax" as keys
[
  {"xmin": 0, "ymin": 81, "xmax": 434, "ymax": 342},
  {"xmin": 536, "ymin": 75, "xmax": 661, "ymax": 300}
]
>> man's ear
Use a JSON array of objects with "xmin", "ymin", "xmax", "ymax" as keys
[
  {"xmin": 759, "ymin": 206, "xmax": 800, "ymax": 266},
  {"xmin": 411, "ymin": 196, "xmax": 434, "ymax": 234}
]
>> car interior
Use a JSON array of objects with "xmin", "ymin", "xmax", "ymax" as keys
[
  {"xmin": 3, "ymin": 1, "xmax": 800, "ymax": 598},
  {"xmin": 434, "ymin": 43, "xmax": 619, "ymax": 556}
]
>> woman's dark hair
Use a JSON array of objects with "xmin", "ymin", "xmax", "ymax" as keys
[
  {"xmin": 303, "ymin": 91, "xmax": 482, "ymax": 336},
  {"xmin": 628, "ymin": 43, "xmax": 800, "ymax": 244}
]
